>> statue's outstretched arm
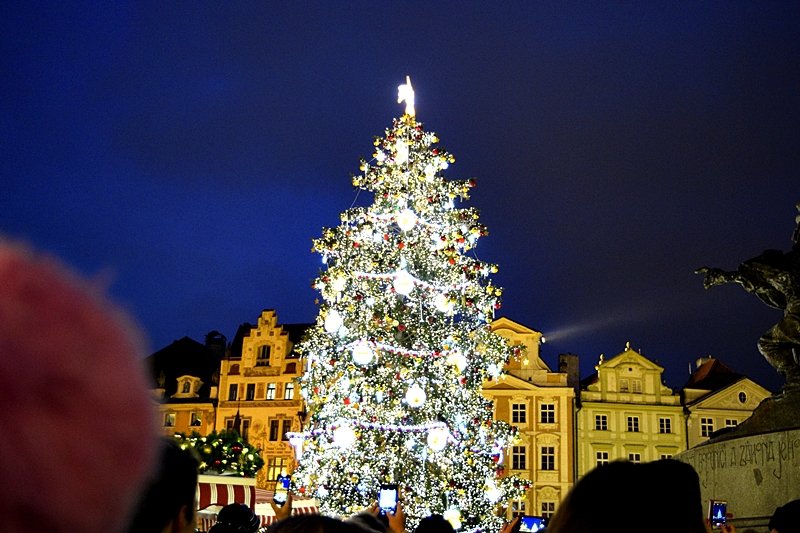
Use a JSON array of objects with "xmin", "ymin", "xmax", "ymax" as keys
[{"xmin": 695, "ymin": 267, "xmax": 742, "ymax": 289}]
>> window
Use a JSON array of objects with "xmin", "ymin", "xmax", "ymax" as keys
[
  {"xmin": 627, "ymin": 416, "xmax": 640, "ymax": 433},
  {"xmin": 228, "ymin": 383, "xmax": 238, "ymax": 401},
  {"xmin": 619, "ymin": 379, "xmax": 629, "ymax": 392},
  {"xmin": 659, "ymin": 417, "xmax": 672, "ymax": 434},
  {"xmin": 540, "ymin": 446, "xmax": 555, "ymax": 471},
  {"xmin": 269, "ymin": 420, "xmax": 280, "ymax": 441},
  {"xmin": 660, "ymin": 454, "xmax": 673, "ymax": 460},
  {"xmin": 541, "ymin": 502, "xmax": 556, "ymax": 520},
  {"xmin": 632, "ymin": 379, "xmax": 642, "ymax": 393},
  {"xmin": 540, "ymin": 403, "xmax": 555, "ymax": 424},
  {"xmin": 163, "ymin": 412, "xmax": 176, "ymax": 427},
  {"xmin": 725, "ymin": 419, "xmax": 738, "ymax": 428},
  {"xmin": 285, "ymin": 362, "xmax": 297, "ymax": 374},
  {"xmin": 596, "ymin": 451, "xmax": 609, "ymax": 467},
  {"xmin": 190, "ymin": 412, "xmax": 202, "ymax": 427},
  {"xmin": 281, "ymin": 419, "xmax": 292, "ymax": 441},
  {"xmin": 284, "ymin": 382, "xmax": 295, "ymax": 400},
  {"xmin": 701, "ymin": 417, "xmax": 714, "ymax": 437},
  {"xmin": 225, "ymin": 418, "xmax": 250, "ymax": 440},
  {"xmin": 266, "ymin": 383, "xmax": 277, "ymax": 400},
  {"xmin": 511, "ymin": 499, "xmax": 526, "ymax": 518},
  {"xmin": 512, "ymin": 446, "xmax": 527, "ymax": 470},
  {"xmin": 595, "ymin": 414, "xmax": 608, "ymax": 431},
  {"xmin": 738, "ymin": 391, "xmax": 747, "ymax": 404},
  {"xmin": 229, "ymin": 364, "xmax": 240, "ymax": 375},
  {"xmin": 256, "ymin": 345, "xmax": 271, "ymax": 367},
  {"xmin": 246, "ymin": 383, "xmax": 256, "ymax": 401},
  {"xmin": 628, "ymin": 453, "xmax": 641, "ymax": 463},
  {"xmin": 266, "ymin": 457, "xmax": 288, "ymax": 487},
  {"xmin": 182, "ymin": 381, "xmax": 191, "ymax": 393},
  {"xmin": 511, "ymin": 403, "xmax": 527, "ymax": 424}
]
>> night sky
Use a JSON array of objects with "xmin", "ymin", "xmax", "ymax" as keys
[{"xmin": 3, "ymin": 2, "xmax": 799, "ymax": 392}]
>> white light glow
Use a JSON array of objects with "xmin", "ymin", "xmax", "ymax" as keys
[
  {"xmin": 405, "ymin": 383, "xmax": 427, "ymax": 408},
  {"xmin": 351, "ymin": 342, "xmax": 375, "ymax": 366},
  {"xmin": 324, "ymin": 310, "xmax": 343, "ymax": 333},
  {"xmin": 396, "ymin": 209, "xmax": 417, "ymax": 231},
  {"xmin": 393, "ymin": 270, "xmax": 415, "ymax": 296},
  {"xmin": 332, "ymin": 424, "xmax": 356, "ymax": 448},
  {"xmin": 427, "ymin": 427, "xmax": 449, "ymax": 451}
]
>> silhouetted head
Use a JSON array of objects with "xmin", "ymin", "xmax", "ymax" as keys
[
  {"xmin": 212, "ymin": 503, "xmax": 260, "ymax": 533},
  {"xmin": 414, "ymin": 514, "xmax": 456, "ymax": 533},
  {"xmin": 769, "ymin": 499, "xmax": 800, "ymax": 533},
  {"xmin": 125, "ymin": 438, "xmax": 199, "ymax": 533},
  {"xmin": 546, "ymin": 459, "xmax": 705, "ymax": 533},
  {"xmin": 267, "ymin": 514, "xmax": 373, "ymax": 533}
]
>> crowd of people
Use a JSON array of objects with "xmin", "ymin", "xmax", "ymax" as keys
[{"xmin": 1, "ymin": 240, "xmax": 798, "ymax": 533}]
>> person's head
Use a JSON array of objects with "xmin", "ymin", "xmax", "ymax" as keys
[
  {"xmin": 126, "ymin": 438, "xmax": 199, "ymax": 533},
  {"xmin": 546, "ymin": 459, "xmax": 705, "ymax": 533},
  {"xmin": 267, "ymin": 514, "xmax": 372, "ymax": 533},
  {"xmin": 211, "ymin": 503, "xmax": 260, "ymax": 533},
  {"xmin": 769, "ymin": 499, "xmax": 800, "ymax": 533},
  {"xmin": 0, "ymin": 240, "xmax": 159, "ymax": 532},
  {"xmin": 413, "ymin": 514, "xmax": 455, "ymax": 533},
  {"xmin": 346, "ymin": 511, "xmax": 388, "ymax": 532}
]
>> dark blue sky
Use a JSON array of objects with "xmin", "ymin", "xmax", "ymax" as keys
[{"xmin": 3, "ymin": 2, "xmax": 799, "ymax": 391}]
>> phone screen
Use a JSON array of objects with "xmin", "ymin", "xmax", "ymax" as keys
[
  {"xmin": 378, "ymin": 484, "xmax": 398, "ymax": 514},
  {"xmin": 274, "ymin": 475, "xmax": 291, "ymax": 506},
  {"xmin": 518, "ymin": 515, "xmax": 546, "ymax": 532},
  {"xmin": 709, "ymin": 500, "xmax": 727, "ymax": 527}
]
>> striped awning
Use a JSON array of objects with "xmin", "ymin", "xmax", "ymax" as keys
[{"xmin": 197, "ymin": 499, "xmax": 319, "ymax": 530}]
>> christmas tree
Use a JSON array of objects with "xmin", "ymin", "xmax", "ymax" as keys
[{"xmin": 290, "ymin": 77, "xmax": 528, "ymax": 531}]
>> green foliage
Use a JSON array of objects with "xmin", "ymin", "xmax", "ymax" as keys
[{"xmin": 174, "ymin": 431, "xmax": 265, "ymax": 477}]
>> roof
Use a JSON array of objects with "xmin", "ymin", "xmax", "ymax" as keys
[
  {"xmin": 146, "ymin": 336, "xmax": 222, "ymax": 402},
  {"xmin": 683, "ymin": 358, "xmax": 743, "ymax": 392}
]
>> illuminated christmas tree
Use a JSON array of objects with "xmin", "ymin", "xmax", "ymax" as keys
[{"xmin": 290, "ymin": 78, "xmax": 528, "ymax": 531}]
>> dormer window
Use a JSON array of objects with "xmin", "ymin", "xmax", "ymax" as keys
[
  {"xmin": 256, "ymin": 345, "xmax": 271, "ymax": 367},
  {"xmin": 173, "ymin": 375, "xmax": 203, "ymax": 399}
]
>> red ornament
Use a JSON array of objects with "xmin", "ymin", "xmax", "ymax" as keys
[
  {"xmin": 398, "ymin": 324, "xmax": 406, "ymax": 332},
  {"xmin": 353, "ymin": 242, "xmax": 360, "ymax": 248},
  {"xmin": 448, "ymin": 258, "xmax": 455, "ymax": 265},
  {"xmin": 344, "ymin": 397, "xmax": 351, "ymax": 405},
  {"xmin": 398, "ymin": 241, "xmax": 405, "ymax": 249},
  {"xmin": 432, "ymin": 148, "xmax": 439, "ymax": 155},
  {"xmin": 495, "ymin": 302, "xmax": 502, "ymax": 309}
]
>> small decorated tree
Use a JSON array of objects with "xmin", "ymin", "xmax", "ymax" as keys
[{"xmin": 290, "ymin": 78, "xmax": 528, "ymax": 531}]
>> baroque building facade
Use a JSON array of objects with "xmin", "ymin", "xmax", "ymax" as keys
[
  {"xmin": 147, "ymin": 332, "xmax": 225, "ymax": 436},
  {"xmin": 484, "ymin": 317, "xmax": 576, "ymax": 522},
  {"xmin": 215, "ymin": 310, "xmax": 311, "ymax": 490},
  {"xmin": 682, "ymin": 357, "xmax": 771, "ymax": 448},
  {"xmin": 576, "ymin": 342, "xmax": 684, "ymax": 478}
]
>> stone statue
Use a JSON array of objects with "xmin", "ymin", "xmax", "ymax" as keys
[{"xmin": 696, "ymin": 202, "xmax": 800, "ymax": 396}]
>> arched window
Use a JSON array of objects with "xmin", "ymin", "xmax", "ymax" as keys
[
  {"xmin": 182, "ymin": 381, "xmax": 191, "ymax": 393},
  {"xmin": 230, "ymin": 364, "xmax": 240, "ymax": 375}
]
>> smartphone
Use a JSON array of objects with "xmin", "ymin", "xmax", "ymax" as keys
[
  {"xmin": 518, "ymin": 515, "xmax": 546, "ymax": 532},
  {"xmin": 708, "ymin": 500, "xmax": 727, "ymax": 528},
  {"xmin": 273, "ymin": 474, "xmax": 291, "ymax": 506},
  {"xmin": 378, "ymin": 484, "xmax": 398, "ymax": 515}
]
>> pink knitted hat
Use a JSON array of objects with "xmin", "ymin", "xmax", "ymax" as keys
[{"xmin": 0, "ymin": 240, "xmax": 159, "ymax": 532}]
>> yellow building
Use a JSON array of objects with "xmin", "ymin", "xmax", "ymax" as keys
[
  {"xmin": 147, "ymin": 333, "xmax": 226, "ymax": 437},
  {"xmin": 484, "ymin": 317, "xmax": 576, "ymax": 522},
  {"xmin": 576, "ymin": 342, "xmax": 684, "ymax": 478},
  {"xmin": 682, "ymin": 357, "xmax": 771, "ymax": 448},
  {"xmin": 216, "ymin": 310, "xmax": 310, "ymax": 489}
]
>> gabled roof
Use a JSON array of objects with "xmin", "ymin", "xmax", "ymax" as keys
[
  {"xmin": 146, "ymin": 336, "xmax": 221, "ymax": 402},
  {"xmin": 491, "ymin": 316, "xmax": 542, "ymax": 335},
  {"xmin": 682, "ymin": 358, "xmax": 743, "ymax": 392}
]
